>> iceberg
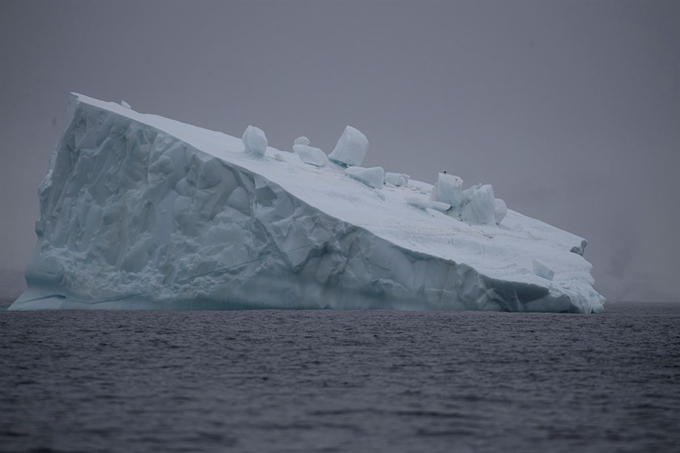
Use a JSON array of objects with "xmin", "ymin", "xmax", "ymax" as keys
[{"xmin": 9, "ymin": 94, "xmax": 605, "ymax": 312}]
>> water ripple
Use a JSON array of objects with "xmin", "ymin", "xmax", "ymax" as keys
[{"xmin": 1, "ymin": 302, "xmax": 679, "ymax": 452}]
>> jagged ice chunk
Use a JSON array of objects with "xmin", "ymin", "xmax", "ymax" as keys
[
  {"xmin": 293, "ymin": 144, "xmax": 328, "ymax": 167},
  {"xmin": 461, "ymin": 184, "xmax": 497, "ymax": 226},
  {"xmin": 242, "ymin": 125, "xmax": 267, "ymax": 156},
  {"xmin": 345, "ymin": 166, "xmax": 385, "ymax": 189},
  {"xmin": 329, "ymin": 126, "xmax": 368, "ymax": 167},
  {"xmin": 385, "ymin": 172, "xmax": 409, "ymax": 187},
  {"xmin": 430, "ymin": 173, "xmax": 463, "ymax": 208}
]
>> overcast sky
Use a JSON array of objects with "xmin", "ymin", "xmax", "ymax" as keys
[{"xmin": 0, "ymin": 0, "xmax": 678, "ymax": 302}]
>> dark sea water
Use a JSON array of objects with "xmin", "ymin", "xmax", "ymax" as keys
[{"xmin": 1, "ymin": 302, "xmax": 679, "ymax": 453}]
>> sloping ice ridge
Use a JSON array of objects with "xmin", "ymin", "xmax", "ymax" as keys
[{"xmin": 9, "ymin": 94, "xmax": 604, "ymax": 312}]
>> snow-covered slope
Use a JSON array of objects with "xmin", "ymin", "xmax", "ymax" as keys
[{"xmin": 9, "ymin": 94, "xmax": 604, "ymax": 312}]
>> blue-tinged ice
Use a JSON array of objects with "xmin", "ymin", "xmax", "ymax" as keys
[{"xmin": 9, "ymin": 94, "xmax": 605, "ymax": 313}]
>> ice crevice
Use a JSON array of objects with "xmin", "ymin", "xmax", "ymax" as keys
[{"xmin": 9, "ymin": 94, "xmax": 604, "ymax": 312}]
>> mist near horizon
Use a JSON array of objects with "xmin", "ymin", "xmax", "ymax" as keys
[{"xmin": 0, "ymin": 0, "xmax": 678, "ymax": 302}]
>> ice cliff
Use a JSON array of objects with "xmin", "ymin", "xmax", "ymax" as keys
[{"xmin": 9, "ymin": 94, "xmax": 604, "ymax": 312}]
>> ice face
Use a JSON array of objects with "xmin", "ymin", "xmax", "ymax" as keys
[
  {"xmin": 242, "ymin": 125, "xmax": 267, "ymax": 156},
  {"xmin": 345, "ymin": 166, "xmax": 385, "ymax": 190},
  {"xmin": 460, "ymin": 184, "xmax": 497, "ymax": 226},
  {"xmin": 328, "ymin": 126, "xmax": 368, "ymax": 167},
  {"xmin": 495, "ymin": 198, "xmax": 508, "ymax": 225},
  {"xmin": 533, "ymin": 259, "xmax": 555, "ymax": 281},
  {"xmin": 430, "ymin": 173, "xmax": 463, "ymax": 208},
  {"xmin": 9, "ymin": 94, "xmax": 604, "ymax": 313},
  {"xmin": 293, "ymin": 144, "xmax": 328, "ymax": 167}
]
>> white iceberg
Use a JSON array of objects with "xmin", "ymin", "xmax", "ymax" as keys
[{"xmin": 9, "ymin": 94, "xmax": 605, "ymax": 313}]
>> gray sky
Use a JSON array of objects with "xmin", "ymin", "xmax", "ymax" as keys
[{"xmin": 1, "ymin": 0, "xmax": 678, "ymax": 302}]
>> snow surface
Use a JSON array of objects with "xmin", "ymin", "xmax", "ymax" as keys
[
  {"xmin": 9, "ymin": 94, "xmax": 604, "ymax": 312},
  {"xmin": 405, "ymin": 197, "xmax": 451, "ymax": 213}
]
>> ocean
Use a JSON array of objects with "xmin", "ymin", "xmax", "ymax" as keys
[{"xmin": 1, "ymin": 302, "xmax": 678, "ymax": 453}]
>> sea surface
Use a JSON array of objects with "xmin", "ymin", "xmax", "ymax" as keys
[{"xmin": 1, "ymin": 302, "xmax": 679, "ymax": 453}]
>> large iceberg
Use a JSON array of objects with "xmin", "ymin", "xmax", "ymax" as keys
[{"xmin": 9, "ymin": 94, "xmax": 604, "ymax": 312}]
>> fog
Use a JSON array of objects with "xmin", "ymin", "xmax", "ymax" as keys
[{"xmin": 1, "ymin": 0, "xmax": 678, "ymax": 301}]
